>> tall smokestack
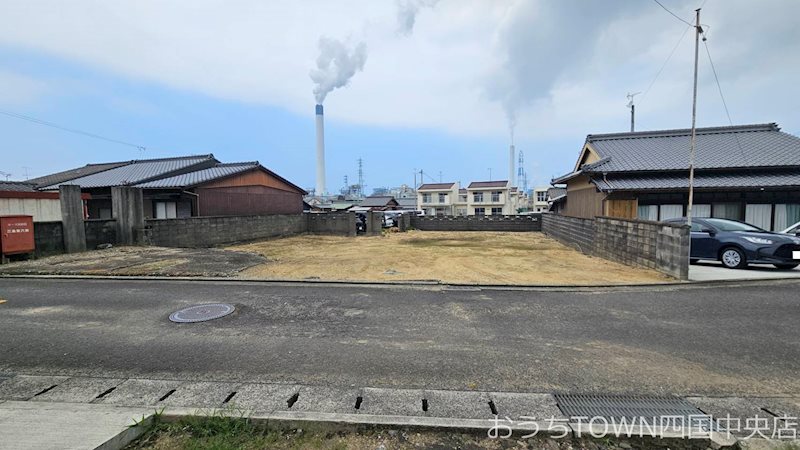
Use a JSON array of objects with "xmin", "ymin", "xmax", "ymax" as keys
[
  {"xmin": 315, "ymin": 104, "xmax": 326, "ymax": 196},
  {"xmin": 509, "ymin": 144, "xmax": 516, "ymax": 187}
]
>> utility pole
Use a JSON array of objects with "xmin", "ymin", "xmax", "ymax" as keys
[
  {"xmin": 626, "ymin": 92, "xmax": 640, "ymax": 132},
  {"xmin": 357, "ymin": 158, "xmax": 364, "ymax": 198},
  {"xmin": 413, "ymin": 168, "xmax": 417, "ymax": 190},
  {"xmin": 488, "ymin": 168, "xmax": 492, "ymax": 180},
  {"xmin": 687, "ymin": 8, "xmax": 701, "ymax": 227}
]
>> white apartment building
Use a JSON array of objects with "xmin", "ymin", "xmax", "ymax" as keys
[
  {"xmin": 417, "ymin": 182, "xmax": 459, "ymax": 216},
  {"xmin": 466, "ymin": 180, "xmax": 515, "ymax": 215},
  {"xmin": 532, "ymin": 186, "xmax": 550, "ymax": 213},
  {"xmin": 417, "ymin": 180, "xmax": 520, "ymax": 216}
]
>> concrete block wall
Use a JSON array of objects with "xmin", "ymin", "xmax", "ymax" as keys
[
  {"xmin": 541, "ymin": 214, "xmax": 690, "ymax": 280},
  {"xmin": 307, "ymin": 212, "xmax": 356, "ymax": 237},
  {"xmin": 366, "ymin": 211, "xmax": 383, "ymax": 236},
  {"xmin": 84, "ymin": 219, "xmax": 117, "ymax": 249},
  {"xmin": 145, "ymin": 214, "xmax": 307, "ymax": 247},
  {"xmin": 410, "ymin": 215, "xmax": 541, "ymax": 232},
  {"xmin": 541, "ymin": 214, "xmax": 594, "ymax": 254},
  {"xmin": 33, "ymin": 221, "xmax": 64, "ymax": 257}
]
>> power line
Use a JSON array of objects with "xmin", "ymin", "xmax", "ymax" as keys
[
  {"xmin": 639, "ymin": 24, "xmax": 693, "ymax": 107},
  {"xmin": 702, "ymin": 31, "xmax": 746, "ymax": 159},
  {"xmin": 0, "ymin": 108, "xmax": 147, "ymax": 152},
  {"xmin": 653, "ymin": 0, "xmax": 693, "ymax": 26}
]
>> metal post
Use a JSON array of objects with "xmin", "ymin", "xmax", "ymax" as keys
[
  {"xmin": 687, "ymin": 8, "xmax": 701, "ymax": 227},
  {"xmin": 630, "ymin": 103, "xmax": 635, "ymax": 132}
]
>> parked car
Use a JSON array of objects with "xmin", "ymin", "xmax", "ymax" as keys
[
  {"xmin": 782, "ymin": 220, "xmax": 800, "ymax": 236},
  {"xmin": 664, "ymin": 217, "xmax": 800, "ymax": 270}
]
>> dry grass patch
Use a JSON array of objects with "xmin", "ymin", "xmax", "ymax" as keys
[{"xmin": 231, "ymin": 231, "xmax": 671, "ymax": 285}]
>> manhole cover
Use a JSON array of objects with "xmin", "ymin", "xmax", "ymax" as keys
[{"xmin": 169, "ymin": 303, "xmax": 235, "ymax": 323}]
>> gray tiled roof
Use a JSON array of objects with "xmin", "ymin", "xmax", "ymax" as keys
[
  {"xmin": 0, "ymin": 181, "xmax": 38, "ymax": 192},
  {"xmin": 585, "ymin": 123, "xmax": 800, "ymax": 172},
  {"xmin": 468, "ymin": 180, "xmax": 508, "ymax": 188},
  {"xmin": 547, "ymin": 187, "xmax": 566, "ymax": 199},
  {"xmin": 27, "ymin": 162, "xmax": 130, "ymax": 188},
  {"xmin": 134, "ymin": 162, "xmax": 259, "ymax": 188},
  {"xmin": 593, "ymin": 170, "xmax": 800, "ymax": 191},
  {"xmin": 360, "ymin": 196, "xmax": 397, "ymax": 207},
  {"xmin": 418, "ymin": 182, "xmax": 456, "ymax": 190},
  {"xmin": 40, "ymin": 155, "xmax": 216, "ymax": 189}
]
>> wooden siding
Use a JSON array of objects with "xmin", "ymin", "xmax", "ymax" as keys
[
  {"xmin": 200, "ymin": 169, "xmax": 301, "ymax": 193},
  {"xmin": 563, "ymin": 174, "xmax": 606, "ymax": 219},
  {"xmin": 604, "ymin": 198, "xmax": 638, "ymax": 219},
  {"xmin": 197, "ymin": 185, "xmax": 302, "ymax": 216}
]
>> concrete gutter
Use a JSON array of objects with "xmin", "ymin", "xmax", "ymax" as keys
[{"xmin": 3, "ymin": 273, "xmax": 800, "ymax": 292}]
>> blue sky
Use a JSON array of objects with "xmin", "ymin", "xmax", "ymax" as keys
[{"xmin": 1, "ymin": 1, "xmax": 798, "ymax": 194}]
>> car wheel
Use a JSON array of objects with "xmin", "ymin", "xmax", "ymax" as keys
[
  {"xmin": 720, "ymin": 247, "xmax": 747, "ymax": 269},
  {"xmin": 774, "ymin": 263, "xmax": 800, "ymax": 270}
]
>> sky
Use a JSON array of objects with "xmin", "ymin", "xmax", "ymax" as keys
[{"xmin": 1, "ymin": 0, "xmax": 799, "ymax": 194}]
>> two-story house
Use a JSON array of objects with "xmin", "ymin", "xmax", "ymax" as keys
[
  {"xmin": 417, "ymin": 182, "xmax": 459, "ymax": 216},
  {"xmin": 466, "ymin": 180, "xmax": 512, "ymax": 215}
]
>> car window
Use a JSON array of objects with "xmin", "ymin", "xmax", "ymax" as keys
[
  {"xmin": 703, "ymin": 218, "xmax": 764, "ymax": 232},
  {"xmin": 690, "ymin": 223, "xmax": 704, "ymax": 232}
]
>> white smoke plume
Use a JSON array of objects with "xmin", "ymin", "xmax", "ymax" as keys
[
  {"xmin": 396, "ymin": 0, "xmax": 440, "ymax": 36},
  {"xmin": 309, "ymin": 37, "xmax": 368, "ymax": 104}
]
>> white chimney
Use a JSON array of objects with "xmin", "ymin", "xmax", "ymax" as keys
[
  {"xmin": 509, "ymin": 144, "xmax": 516, "ymax": 187},
  {"xmin": 315, "ymin": 104, "xmax": 326, "ymax": 196}
]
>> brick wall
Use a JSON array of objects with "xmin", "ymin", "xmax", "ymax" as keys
[
  {"xmin": 84, "ymin": 219, "xmax": 117, "ymax": 249},
  {"xmin": 411, "ymin": 215, "xmax": 541, "ymax": 232},
  {"xmin": 33, "ymin": 221, "xmax": 64, "ymax": 257},
  {"xmin": 541, "ymin": 214, "xmax": 690, "ymax": 280}
]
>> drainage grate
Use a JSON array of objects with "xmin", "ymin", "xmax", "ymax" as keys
[
  {"xmin": 554, "ymin": 394, "xmax": 712, "ymax": 428},
  {"xmin": 169, "ymin": 304, "xmax": 235, "ymax": 323}
]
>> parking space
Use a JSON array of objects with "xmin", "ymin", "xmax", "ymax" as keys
[{"xmin": 689, "ymin": 261, "xmax": 800, "ymax": 281}]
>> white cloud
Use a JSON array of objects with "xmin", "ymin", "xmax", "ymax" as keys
[{"xmin": 0, "ymin": 0, "xmax": 798, "ymax": 143}]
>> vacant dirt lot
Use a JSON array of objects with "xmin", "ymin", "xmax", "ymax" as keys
[
  {"xmin": 233, "ymin": 231, "xmax": 671, "ymax": 285},
  {"xmin": 0, "ymin": 247, "xmax": 266, "ymax": 277}
]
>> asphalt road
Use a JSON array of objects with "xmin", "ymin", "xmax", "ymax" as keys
[{"xmin": 0, "ymin": 278, "xmax": 798, "ymax": 396}]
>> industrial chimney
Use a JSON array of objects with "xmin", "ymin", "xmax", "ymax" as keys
[
  {"xmin": 315, "ymin": 104, "xmax": 326, "ymax": 196},
  {"xmin": 509, "ymin": 144, "xmax": 516, "ymax": 187}
]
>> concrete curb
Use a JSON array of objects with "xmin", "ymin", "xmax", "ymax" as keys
[{"xmin": 3, "ymin": 273, "xmax": 800, "ymax": 291}]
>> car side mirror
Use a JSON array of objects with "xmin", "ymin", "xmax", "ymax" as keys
[{"xmin": 701, "ymin": 228, "xmax": 715, "ymax": 235}]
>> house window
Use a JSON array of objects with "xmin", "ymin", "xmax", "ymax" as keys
[
  {"xmin": 459, "ymin": 194, "xmax": 467, "ymax": 202},
  {"xmin": 637, "ymin": 205, "xmax": 658, "ymax": 221},
  {"xmin": 659, "ymin": 204, "xmax": 683, "ymax": 220},
  {"xmin": 474, "ymin": 207, "xmax": 485, "ymax": 216},
  {"xmin": 98, "ymin": 208, "xmax": 112, "ymax": 219},
  {"xmin": 438, "ymin": 193, "xmax": 447, "ymax": 203},
  {"xmin": 473, "ymin": 192, "xmax": 484, "ymax": 202},
  {"xmin": 435, "ymin": 207, "xmax": 446, "ymax": 216},
  {"xmin": 155, "ymin": 201, "xmax": 177, "ymax": 219},
  {"xmin": 775, "ymin": 204, "xmax": 800, "ymax": 231},
  {"xmin": 536, "ymin": 191, "xmax": 547, "ymax": 202},
  {"xmin": 745, "ymin": 204, "xmax": 772, "ymax": 230},
  {"xmin": 692, "ymin": 204, "xmax": 711, "ymax": 218},
  {"xmin": 422, "ymin": 193, "xmax": 431, "ymax": 203},
  {"xmin": 456, "ymin": 208, "xmax": 467, "ymax": 216},
  {"xmin": 491, "ymin": 191, "xmax": 501, "ymax": 202},
  {"xmin": 712, "ymin": 202, "xmax": 741, "ymax": 220},
  {"xmin": 491, "ymin": 207, "xmax": 503, "ymax": 215}
]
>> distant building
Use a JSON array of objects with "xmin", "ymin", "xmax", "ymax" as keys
[
  {"xmin": 466, "ymin": 181, "xmax": 515, "ymax": 216},
  {"xmin": 417, "ymin": 182, "xmax": 459, "ymax": 216},
  {"xmin": 350, "ymin": 195, "xmax": 399, "ymax": 212},
  {"xmin": 531, "ymin": 186, "xmax": 550, "ymax": 213}
]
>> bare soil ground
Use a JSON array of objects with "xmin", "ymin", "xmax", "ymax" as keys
[
  {"xmin": 232, "ymin": 231, "xmax": 671, "ymax": 285},
  {"xmin": 0, "ymin": 246, "xmax": 266, "ymax": 277}
]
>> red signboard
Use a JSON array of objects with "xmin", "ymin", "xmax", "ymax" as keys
[{"xmin": 0, "ymin": 215, "xmax": 35, "ymax": 255}]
